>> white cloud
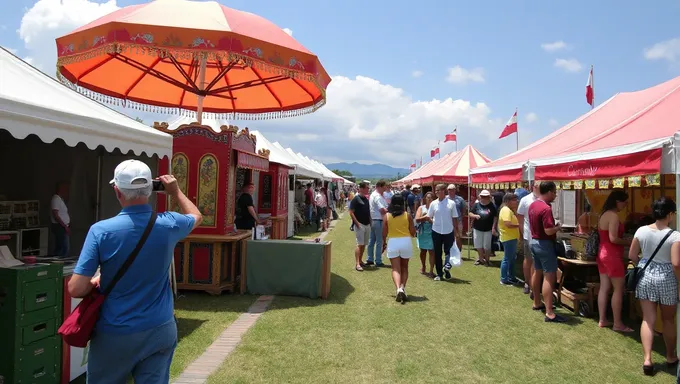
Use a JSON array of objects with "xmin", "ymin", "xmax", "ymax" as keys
[
  {"xmin": 411, "ymin": 70, "xmax": 423, "ymax": 78},
  {"xmin": 548, "ymin": 118, "xmax": 559, "ymax": 127},
  {"xmin": 554, "ymin": 58, "xmax": 583, "ymax": 73},
  {"xmin": 242, "ymin": 75, "xmax": 508, "ymax": 165},
  {"xmin": 525, "ymin": 112, "xmax": 538, "ymax": 123},
  {"xmin": 445, "ymin": 65, "xmax": 485, "ymax": 85},
  {"xmin": 18, "ymin": 0, "xmax": 121, "ymax": 75},
  {"xmin": 541, "ymin": 41, "xmax": 568, "ymax": 52},
  {"xmin": 644, "ymin": 37, "xmax": 680, "ymax": 63},
  {"xmin": 282, "ymin": 28, "xmax": 293, "ymax": 36},
  {"xmin": 295, "ymin": 133, "xmax": 319, "ymax": 141}
]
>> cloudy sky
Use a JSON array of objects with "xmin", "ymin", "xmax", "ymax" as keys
[{"xmin": 2, "ymin": 0, "xmax": 680, "ymax": 167}]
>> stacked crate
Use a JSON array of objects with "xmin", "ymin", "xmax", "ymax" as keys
[{"xmin": 0, "ymin": 263, "xmax": 63, "ymax": 383}]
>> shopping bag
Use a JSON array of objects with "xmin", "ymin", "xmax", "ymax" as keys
[{"xmin": 448, "ymin": 243, "xmax": 462, "ymax": 267}]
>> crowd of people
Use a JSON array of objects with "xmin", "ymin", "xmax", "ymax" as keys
[{"xmin": 346, "ymin": 179, "xmax": 680, "ymax": 378}]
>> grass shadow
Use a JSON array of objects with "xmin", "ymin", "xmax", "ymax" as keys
[
  {"xmin": 174, "ymin": 291, "xmax": 259, "ymax": 313},
  {"xmin": 176, "ymin": 317, "xmax": 207, "ymax": 344},
  {"xmin": 446, "ymin": 277, "xmax": 471, "ymax": 284},
  {"xmin": 258, "ymin": 272, "xmax": 356, "ymax": 311}
]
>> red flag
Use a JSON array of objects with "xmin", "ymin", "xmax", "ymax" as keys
[
  {"xmin": 444, "ymin": 127, "xmax": 457, "ymax": 142},
  {"xmin": 430, "ymin": 147, "xmax": 440, "ymax": 158},
  {"xmin": 499, "ymin": 111, "xmax": 518, "ymax": 139},
  {"xmin": 586, "ymin": 65, "xmax": 594, "ymax": 107},
  {"xmin": 410, "ymin": 162, "xmax": 416, "ymax": 169}
]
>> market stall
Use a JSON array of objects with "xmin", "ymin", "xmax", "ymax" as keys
[
  {"xmin": 252, "ymin": 131, "xmax": 295, "ymax": 240},
  {"xmin": 154, "ymin": 119, "xmax": 269, "ymax": 294},
  {"xmin": 0, "ymin": 46, "xmax": 172, "ymax": 384},
  {"xmin": 411, "ymin": 145, "xmax": 492, "ymax": 236},
  {"xmin": 469, "ymin": 75, "xmax": 680, "ymax": 322}
]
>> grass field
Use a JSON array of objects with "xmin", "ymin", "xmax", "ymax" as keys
[
  {"xmin": 170, "ymin": 292, "xmax": 255, "ymax": 379},
  {"xmin": 202, "ymin": 214, "xmax": 677, "ymax": 384}
]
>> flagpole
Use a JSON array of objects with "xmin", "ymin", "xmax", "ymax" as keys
[
  {"xmin": 438, "ymin": 141, "xmax": 441, "ymax": 159},
  {"xmin": 455, "ymin": 126, "xmax": 458, "ymax": 152}
]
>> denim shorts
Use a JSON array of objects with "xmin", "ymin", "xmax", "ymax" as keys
[
  {"xmin": 530, "ymin": 239, "xmax": 558, "ymax": 273},
  {"xmin": 87, "ymin": 318, "xmax": 177, "ymax": 384}
]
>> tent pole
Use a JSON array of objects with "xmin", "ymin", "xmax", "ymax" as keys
[
  {"xmin": 467, "ymin": 173, "xmax": 471, "ymax": 260},
  {"xmin": 95, "ymin": 153, "xmax": 102, "ymax": 221}
]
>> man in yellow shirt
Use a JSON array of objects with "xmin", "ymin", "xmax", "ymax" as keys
[{"xmin": 498, "ymin": 193, "xmax": 521, "ymax": 285}]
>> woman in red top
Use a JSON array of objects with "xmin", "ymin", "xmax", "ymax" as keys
[{"xmin": 596, "ymin": 190, "xmax": 633, "ymax": 332}]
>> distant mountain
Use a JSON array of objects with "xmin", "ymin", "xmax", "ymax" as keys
[{"xmin": 326, "ymin": 162, "xmax": 410, "ymax": 179}]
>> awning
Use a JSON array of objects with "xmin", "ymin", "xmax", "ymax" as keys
[
  {"xmin": 471, "ymin": 75, "xmax": 680, "ymax": 181},
  {"xmin": 236, "ymin": 150, "xmax": 269, "ymax": 172},
  {"xmin": 0, "ymin": 47, "xmax": 172, "ymax": 159}
]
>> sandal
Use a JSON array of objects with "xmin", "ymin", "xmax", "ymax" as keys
[
  {"xmin": 598, "ymin": 321, "xmax": 612, "ymax": 328},
  {"xmin": 355, "ymin": 266, "xmax": 364, "ymax": 272},
  {"xmin": 643, "ymin": 364, "xmax": 654, "ymax": 376},
  {"xmin": 613, "ymin": 325, "xmax": 634, "ymax": 333},
  {"xmin": 420, "ymin": 268, "xmax": 426, "ymax": 275},
  {"xmin": 532, "ymin": 305, "xmax": 546, "ymax": 311}
]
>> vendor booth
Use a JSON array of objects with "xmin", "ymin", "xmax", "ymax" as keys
[
  {"xmin": 469, "ymin": 75, "xmax": 680, "ymax": 321},
  {"xmin": 0, "ymin": 47, "xmax": 172, "ymax": 384},
  {"xmin": 154, "ymin": 117, "xmax": 270, "ymax": 295},
  {"xmin": 251, "ymin": 131, "xmax": 292, "ymax": 240}
]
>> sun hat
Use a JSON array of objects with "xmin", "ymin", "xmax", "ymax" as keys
[{"xmin": 479, "ymin": 190, "xmax": 491, "ymax": 197}]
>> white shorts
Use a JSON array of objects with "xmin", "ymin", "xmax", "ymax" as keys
[
  {"xmin": 387, "ymin": 237, "xmax": 413, "ymax": 259},
  {"xmin": 354, "ymin": 223, "xmax": 370, "ymax": 246},
  {"xmin": 473, "ymin": 229, "xmax": 492, "ymax": 250}
]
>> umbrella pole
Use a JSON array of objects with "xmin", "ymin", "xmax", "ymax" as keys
[
  {"xmin": 467, "ymin": 180, "xmax": 471, "ymax": 260},
  {"xmin": 195, "ymin": 56, "xmax": 207, "ymax": 124}
]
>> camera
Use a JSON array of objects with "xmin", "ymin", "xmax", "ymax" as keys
[{"xmin": 152, "ymin": 180, "xmax": 165, "ymax": 192}]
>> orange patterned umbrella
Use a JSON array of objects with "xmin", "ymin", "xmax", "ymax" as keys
[{"xmin": 55, "ymin": 0, "xmax": 330, "ymax": 121}]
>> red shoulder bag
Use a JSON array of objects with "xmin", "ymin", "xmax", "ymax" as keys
[{"xmin": 59, "ymin": 213, "xmax": 157, "ymax": 347}]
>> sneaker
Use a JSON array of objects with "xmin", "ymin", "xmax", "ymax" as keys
[
  {"xmin": 523, "ymin": 285, "xmax": 531, "ymax": 294},
  {"xmin": 444, "ymin": 262, "xmax": 452, "ymax": 271},
  {"xmin": 434, "ymin": 276, "xmax": 442, "ymax": 281},
  {"xmin": 444, "ymin": 270, "xmax": 451, "ymax": 280},
  {"xmin": 474, "ymin": 260, "xmax": 482, "ymax": 266},
  {"xmin": 376, "ymin": 263, "xmax": 386, "ymax": 268},
  {"xmin": 365, "ymin": 261, "xmax": 375, "ymax": 266},
  {"xmin": 396, "ymin": 288, "xmax": 404, "ymax": 303},
  {"xmin": 500, "ymin": 280, "xmax": 513, "ymax": 286}
]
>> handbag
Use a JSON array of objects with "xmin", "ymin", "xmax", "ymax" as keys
[
  {"xmin": 58, "ymin": 213, "xmax": 157, "ymax": 347},
  {"xmin": 625, "ymin": 229, "xmax": 674, "ymax": 292}
]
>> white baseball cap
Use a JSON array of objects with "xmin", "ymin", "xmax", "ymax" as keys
[
  {"xmin": 110, "ymin": 160, "xmax": 152, "ymax": 190},
  {"xmin": 479, "ymin": 189, "xmax": 491, "ymax": 197},
  {"xmin": 412, "ymin": 184, "xmax": 421, "ymax": 189},
  {"xmin": 447, "ymin": 184, "xmax": 456, "ymax": 190}
]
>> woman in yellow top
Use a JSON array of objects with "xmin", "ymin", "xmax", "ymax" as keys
[
  {"xmin": 498, "ymin": 193, "xmax": 521, "ymax": 286},
  {"xmin": 382, "ymin": 194, "xmax": 416, "ymax": 303}
]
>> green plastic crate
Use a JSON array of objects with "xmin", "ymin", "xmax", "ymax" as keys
[{"xmin": 0, "ymin": 264, "xmax": 63, "ymax": 384}]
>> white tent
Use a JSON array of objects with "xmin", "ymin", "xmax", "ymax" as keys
[
  {"xmin": 0, "ymin": 47, "xmax": 172, "ymax": 159},
  {"xmin": 251, "ymin": 134, "xmax": 323, "ymax": 180}
]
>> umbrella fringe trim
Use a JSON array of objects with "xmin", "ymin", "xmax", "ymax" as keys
[
  {"xmin": 57, "ymin": 71, "xmax": 326, "ymax": 120},
  {"xmin": 56, "ymin": 43, "xmax": 327, "ymax": 95}
]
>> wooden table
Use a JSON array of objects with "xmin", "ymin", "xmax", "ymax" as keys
[
  {"xmin": 174, "ymin": 231, "xmax": 251, "ymax": 295},
  {"xmin": 556, "ymin": 257, "xmax": 599, "ymax": 317}
]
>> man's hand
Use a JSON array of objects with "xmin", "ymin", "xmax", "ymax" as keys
[
  {"xmin": 159, "ymin": 175, "xmax": 179, "ymax": 195},
  {"xmin": 492, "ymin": 228, "xmax": 497, "ymax": 236},
  {"xmin": 64, "ymin": 226, "xmax": 71, "ymax": 236},
  {"xmin": 90, "ymin": 275, "xmax": 101, "ymax": 287}
]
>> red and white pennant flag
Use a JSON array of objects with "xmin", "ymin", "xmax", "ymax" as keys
[
  {"xmin": 498, "ymin": 110, "xmax": 518, "ymax": 139},
  {"xmin": 430, "ymin": 146, "xmax": 440, "ymax": 158},
  {"xmin": 586, "ymin": 65, "xmax": 594, "ymax": 107},
  {"xmin": 444, "ymin": 127, "xmax": 457, "ymax": 143}
]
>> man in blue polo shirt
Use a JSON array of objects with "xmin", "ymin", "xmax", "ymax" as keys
[{"xmin": 67, "ymin": 160, "xmax": 202, "ymax": 384}]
